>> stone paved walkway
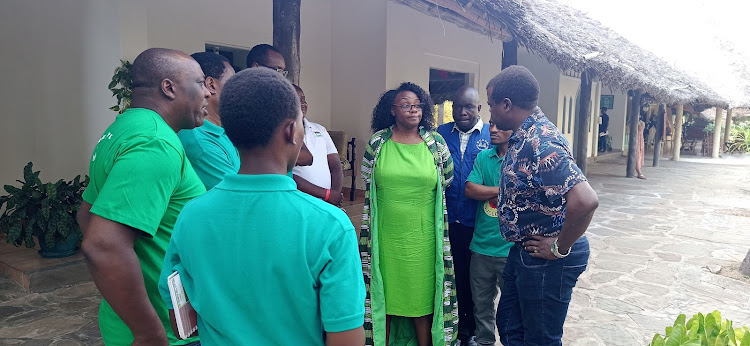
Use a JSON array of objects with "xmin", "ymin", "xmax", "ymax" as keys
[{"xmin": 1, "ymin": 154, "xmax": 749, "ymax": 345}]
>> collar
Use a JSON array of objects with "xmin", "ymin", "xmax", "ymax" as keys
[
  {"xmin": 215, "ymin": 173, "xmax": 297, "ymax": 192},
  {"xmin": 508, "ymin": 108, "xmax": 544, "ymax": 145},
  {"xmin": 489, "ymin": 145, "xmax": 502, "ymax": 158},
  {"xmin": 200, "ymin": 119, "xmax": 225, "ymax": 137},
  {"xmin": 451, "ymin": 118, "xmax": 484, "ymax": 134}
]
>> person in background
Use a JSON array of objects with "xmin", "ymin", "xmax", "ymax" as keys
[
  {"xmin": 360, "ymin": 83, "xmax": 457, "ymax": 346},
  {"xmin": 437, "ymin": 86, "xmax": 491, "ymax": 346},
  {"xmin": 291, "ymin": 84, "xmax": 344, "ymax": 206},
  {"xmin": 598, "ymin": 106, "xmax": 610, "ymax": 152},
  {"xmin": 76, "ymin": 48, "xmax": 208, "ymax": 345},
  {"xmin": 463, "ymin": 120, "xmax": 513, "ymax": 346},
  {"xmin": 178, "ymin": 52, "xmax": 238, "ymax": 190},
  {"xmin": 487, "ymin": 66, "xmax": 599, "ymax": 346},
  {"xmin": 159, "ymin": 68, "xmax": 365, "ymax": 345}
]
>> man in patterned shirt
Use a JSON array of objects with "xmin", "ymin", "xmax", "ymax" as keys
[{"xmin": 486, "ymin": 66, "xmax": 599, "ymax": 346}]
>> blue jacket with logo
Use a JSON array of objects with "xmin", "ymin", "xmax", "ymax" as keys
[{"xmin": 437, "ymin": 122, "xmax": 491, "ymax": 227}]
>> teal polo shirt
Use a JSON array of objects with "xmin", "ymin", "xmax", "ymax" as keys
[
  {"xmin": 177, "ymin": 120, "xmax": 240, "ymax": 190},
  {"xmin": 158, "ymin": 174, "xmax": 365, "ymax": 345},
  {"xmin": 466, "ymin": 147, "xmax": 513, "ymax": 257}
]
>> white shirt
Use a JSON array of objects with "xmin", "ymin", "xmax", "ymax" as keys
[
  {"xmin": 453, "ymin": 118, "xmax": 484, "ymax": 159},
  {"xmin": 292, "ymin": 119, "xmax": 338, "ymax": 189}
]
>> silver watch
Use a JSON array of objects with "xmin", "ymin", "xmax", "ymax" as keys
[{"xmin": 551, "ymin": 239, "xmax": 570, "ymax": 258}]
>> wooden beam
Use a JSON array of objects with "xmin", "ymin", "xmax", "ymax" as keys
[
  {"xmin": 575, "ymin": 69, "xmax": 594, "ymax": 174},
  {"xmin": 273, "ymin": 0, "xmax": 301, "ymax": 84},
  {"xmin": 672, "ymin": 104, "xmax": 683, "ymax": 161},
  {"xmin": 626, "ymin": 90, "xmax": 641, "ymax": 177},
  {"xmin": 723, "ymin": 108, "xmax": 733, "ymax": 148},
  {"xmin": 502, "ymin": 39, "xmax": 518, "ymax": 69},
  {"xmin": 393, "ymin": 0, "xmax": 513, "ymax": 42},
  {"xmin": 712, "ymin": 107, "xmax": 723, "ymax": 158},
  {"xmin": 652, "ymin": 104, "xmax": 665, "ymax": 166}
]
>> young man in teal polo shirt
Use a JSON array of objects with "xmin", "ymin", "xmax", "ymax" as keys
[
  {"xmin": 159, "ymin": 68, "xmax": 365, "ymax": 345},
  {"xmin": 464, "ymin": 120, "xmax": 513, "ymax": 346}
]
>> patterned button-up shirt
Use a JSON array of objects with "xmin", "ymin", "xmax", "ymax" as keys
[{"xmin": 498, "ymin": 108, "xmax": 587, "ymax": 242}]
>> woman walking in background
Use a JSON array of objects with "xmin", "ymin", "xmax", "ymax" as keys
[{"xmin": 360, "ymin": 83, "xmax": 457, "ymax": 346}]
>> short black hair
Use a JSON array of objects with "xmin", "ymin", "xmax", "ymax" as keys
[
  {"xmin": 246, "ymin": 44, "xmax": 282, "ymax": 67},
  {"xmin": 370, "ymin": 83, "xmax": 435, "ymax": 132},
  {"xmin": 220, "ymin": 68, "xmax": 301, "ymax": 150},
  {"xmin": 601, "ymin": 106, "xmax": 608, "ymax": 111},
  {"xmin": 190, "ymin": 52, "xmax": 230, "ymax": 79},
  {"xmin": 487, "ymin": 65, "xmax": 539, "ymax": 110},
  {"xmin": 131, "ymin": 48, "xmax": 187, "ymax": 89},
  {"xmin": 291, "ymin": 84, "xmax": 303, "ymax": 93}
]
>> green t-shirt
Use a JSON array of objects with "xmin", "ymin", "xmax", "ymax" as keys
[
  {"xmin": 177, "ymin": 120, "xmax": 240, "ymax": 190},
  {"xmin": 82, "ymin": 108, "xmax": 205, "ymax": 345},
  {"xmin": 466, "ymin": 147, "xmax": 513, "ymax": 257},
  {"xmin": 159, "ymin": 174, "xmax": 365, "ymax": 345}
]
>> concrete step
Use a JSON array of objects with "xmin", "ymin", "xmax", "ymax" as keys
[{"xmin": 0, "ymin": 236, "xmax": 91, "ymax": 293}]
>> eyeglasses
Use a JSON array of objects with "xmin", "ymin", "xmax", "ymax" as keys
[
  {"xmin": 392, "ymin": 104, "xmax": 424, "ymax": 111},
  {"xmin": 260, "ymin": 64, "xmax": 288, "ymax": 77}
]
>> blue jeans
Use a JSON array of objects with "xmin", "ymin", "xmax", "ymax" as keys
[{"xmin": 496, "ymin": 236, "xmax": 589, "ymax": 346}]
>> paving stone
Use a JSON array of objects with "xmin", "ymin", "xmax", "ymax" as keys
[{"xmin": 0, "ymin": 316, "xmax": 87, "ymax": 339}]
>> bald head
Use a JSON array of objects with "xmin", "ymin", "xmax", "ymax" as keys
[
  {"xmin": 131, "ymin": 48, "xmax": 195, "ymax": 89},
  {"xmin": 452, "ymin": 86, "xmax": 482, "ymax": 132}
]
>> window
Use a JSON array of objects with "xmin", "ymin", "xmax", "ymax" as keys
[
  {"xmin": 205, "ymin": 43, "xmax": 250, "ymax": 72},
  {"xmin": 429, "ymin": 68, "xmax": 474, "ymax": 125}
]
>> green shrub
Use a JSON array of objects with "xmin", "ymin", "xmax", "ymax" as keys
[{"xmin": 650, "ymin": 311, "xmax": 750, "ymax": 346}]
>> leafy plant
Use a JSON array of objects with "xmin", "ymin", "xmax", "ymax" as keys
[
  {"xmin": 109, "ymin": 59, "xmax": 132, "ymax": 114},
  {"xmin": 728, "ymin": 128, "xmax": 750, "ymax": 154},
  {"xmin": 650, "ymin": 311, "xmax": 750, "ymax": 346},
  {"xmin": 0, "ymin": 162, "xmax": 89, "ymax": 249}
]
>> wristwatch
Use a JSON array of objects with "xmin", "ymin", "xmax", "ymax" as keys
[{"xmin": 551, "ymin": 239, "xmax": 571, "ymax": 258}]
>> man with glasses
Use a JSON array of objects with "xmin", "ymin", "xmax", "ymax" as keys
[
  {"xmin": 436, "ymin": 86, "xmax": 491, "ymax": 346},
  {"xmin": 246, "ymin": 44, "xmax": 287, "ymax": 77}
]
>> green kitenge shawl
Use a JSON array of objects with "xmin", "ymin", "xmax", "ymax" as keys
[{"xmin": 360, "ymin": 126, "xmax": 457, "ymax": 346}]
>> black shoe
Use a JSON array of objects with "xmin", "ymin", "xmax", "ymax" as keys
[{"xmin": 459, "ymin": 336, "xmax": 478, "ymax": 346}]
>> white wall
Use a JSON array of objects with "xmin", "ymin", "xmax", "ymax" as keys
[
  {"xmin": 144, "ymin": 0, "xmax": 333, "ymax": 128},
  {"xmin": 559, "ymin": 74, "xmax": 581, "ymax": 147},
  {"xmin": 385, "ymin": 1, "xmax": 502, "ymax": 123},
  {"xmin": 0, "ymin": 0, "xmax": 120, "ymax": 187},
  {"xmin": 517, "ymin": 48, "xmax": 561, "ymax": 125},
  {"xmin": 330, "ymin": 0, "xmax": 388, "ymax": 188},
  {"xmin": 602, "ymin": 86, "xmax": 629, "ymax": 150}
]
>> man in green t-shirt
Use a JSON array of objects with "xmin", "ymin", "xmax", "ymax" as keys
[
  {"xmin": 76, "ymin": 48, "xmax": 208, "ymax": 345},
  {"xmin": 159, "ymin": 68, "xmax": 365, "ymax": 345},
  {"xmin": 464, "ymin": 120, "xmax": 513, "ymax": 346}
]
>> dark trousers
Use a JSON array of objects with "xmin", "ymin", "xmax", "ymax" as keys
[
  {"xmin": 496, "ymin": 237, "xmax": 589, "ymax": 346},
  {"xmin": 449, "ymin": 222, "xmax": 475, "ymax": 341}
]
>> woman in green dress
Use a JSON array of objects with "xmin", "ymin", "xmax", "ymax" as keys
[{"xmin": 360, "ymin": 83, "xmax": 456, "ymax": 346}]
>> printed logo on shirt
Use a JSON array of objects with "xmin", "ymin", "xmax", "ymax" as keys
[
  {"xmin": 314, "ymin": 131, "xmax": 323, "ymax": 137},
  {"xmin": 476, "ymin": 139, "xmax": 490, "ymax": 151},
  {"xmin": 483, "ymin": 200, "xmax": 498, "ymax": 218}
]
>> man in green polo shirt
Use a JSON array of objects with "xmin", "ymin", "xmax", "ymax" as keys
[
  {"xmin": 76, "ymin": 48, "xmax": 208, "ymax": 345},
  {"xmin": 178, "ymin": 52, "xmax": 239, "ymax": 190},
  {"xmin": 464, "ymin": 120, "xmax": 513, "ymax": 346},
  {"xmin": 159, "ymin": 68, "xmax": 365, "ymax": 345}
]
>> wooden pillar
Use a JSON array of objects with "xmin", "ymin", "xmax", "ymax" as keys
[
  {"xmin": 712, "ymin": 107, "xmax": 723, "ymax": 158},
  {"xmin": 723, "ymin": 108, "xmax": 733, "ymax": 149},
  {"xmin": 672, "ymin": 104, "xmax": 684, "ymax": 161},
  {"xmin": 626, "ymin": 90, "xmax": 641, "ymax": 177},
  {"xmin": 273, "ymin": 0, "xmax": 301, "ymax": 84},
  {"xmin": 502, "ymin": 39, "xmax": 517, "ymax": 69},
  {"xmin": 653, "ymin": 103, "xmax": 665, "ymax": 166},
  {"xmin": 575, "ymin": 69, "xmax": 594, "ymax": 174}
]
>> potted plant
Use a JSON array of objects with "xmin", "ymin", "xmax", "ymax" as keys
[{"xmin": 0, "ymin": 162, "xmax": 89, "ymax": 258}]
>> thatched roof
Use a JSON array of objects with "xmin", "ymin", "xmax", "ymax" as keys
[{"xmin": 393, "ymin": 0, "xmax": 728, "ymax": 108}]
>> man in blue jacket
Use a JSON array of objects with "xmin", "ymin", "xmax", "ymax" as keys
[{"xmin": 437, "ymin": 86, "xmax": 491, "ymax": 346}]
